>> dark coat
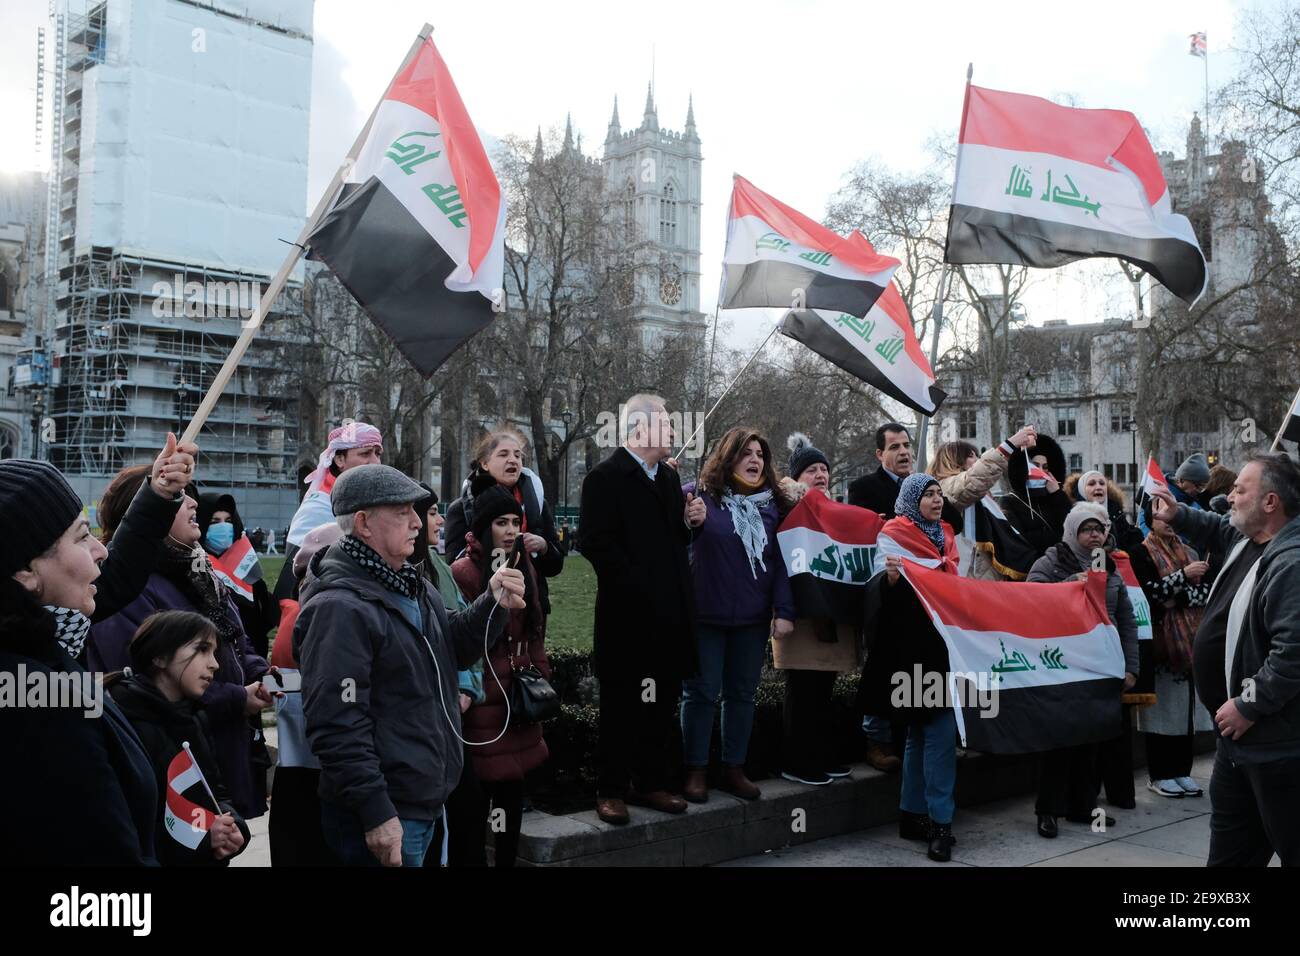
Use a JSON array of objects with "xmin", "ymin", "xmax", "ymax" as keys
[
  {"xmin": 0, "ymin": 587, "xmax": 159, "ymax": 865},
  {"xmin": 86, "ymin": 571, "xmax": 271, "ymax": 818},
  {"xmin": 1002, "ymin": 433, "xmax": 1072, "ymax": 558},
  {"xmin": 444, "ymin": 466, "xmax": 566, "ymax": 614},
  {"xmin": 197, "ymin": 493, "xmax": 278, "ymax": 658},
  {"xmin": 1027, "ymin": 543, "xmax": 1140, "ymax": 675},
  {"xmin": 578, "ymin": 447, "xmax": 697, "ymax": 683},
  {"xmin": 108, "ymin": 676, "xmax": 251, "ymax": 866},
  {"xmin": 847, "ymin": 467, "xmax": 903, "ymax": 519},
  {"xmin": 88, "ymin": 482, "xmax": 183, "ymax": 625},
  {"xmin": 293, "ymin": 543, "xmax": 507, "ymax": 828},
  {"xmin": 451, "ymin": 537, "xmax": 550, "ymax": 783}
]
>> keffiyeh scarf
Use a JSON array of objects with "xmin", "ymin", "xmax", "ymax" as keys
[
  {"xmin": 720, "ymin": 487, "xmax": 773, "ymax": 579},
  {"xmin": 48, "ymin": 606, "xmax": 92, "ymax": 658}
]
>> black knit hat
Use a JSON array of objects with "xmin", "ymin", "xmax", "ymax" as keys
[
  {"xmin": 470, "ymin": 484, "xmax": 524, "ymax": 542},
  {"xmin": 0, "ymin": 459, "xmax": 86, "ymax": 578},
  {"xmin": 787, "ymin": 432, "xmax": 830, "ymax": 482}
]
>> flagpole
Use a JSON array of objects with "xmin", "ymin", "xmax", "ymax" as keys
[
  {"xmin": 673, "ymin": 320, "xmax": 779, "ymax": 461},
  {"xmin": 179, "ymin": 24, "xmax": 436, "ymax": 446},
  {"xmin": 915, "ymin": 62, "xmax": 973, "ymax": 470},
  {"xmin": 182, "ymin": 741, "xmax": 222, "ymax": 814},
  {"xmin": 1269, "ymin": 384, "xmax": 1300, "ymax": 451}
]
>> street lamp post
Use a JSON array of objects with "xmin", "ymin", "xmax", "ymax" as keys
[
  {"xmin": 1126, "ymin": 419, "xmax": 1139, "ymax": 518},
  {"xmin": 560, "ymin": 410, "xmax": 573, "ymax": 514}
]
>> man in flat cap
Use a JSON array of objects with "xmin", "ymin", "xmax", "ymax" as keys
[{"xmin": 294, "ymin": 464, "xmax": 525, "ymax": 867}]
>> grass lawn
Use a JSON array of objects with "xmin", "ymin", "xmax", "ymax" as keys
[{"xmin": 258, "ymin": 553, "xmax": 596, "ymax": 652}]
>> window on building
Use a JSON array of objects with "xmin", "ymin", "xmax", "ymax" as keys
[
  {"xmin": 1110, "ymin": 400, "xmax": 1134, "ymax": 433},
  {"xmin": 1069, "ymin": 453, "xmax": 1083, "ymax": 472},
  {"xmin": 1056, "ymin": 406, "xmax": 1077, "ymax": 437},
  {"xmin": 1102, "ymin": 463, "xmax": 1114, "ymax": 482},
  {"xmin": 959, "ymin": 408, "xmax": 977, "ymax": 439},
  {"xmin": 623, "ymin": 183, "xmax": 636, "ymax": 241},
  {"xmin": 659, "ymin": 184, "xmax": 677, "ymax": 245}
]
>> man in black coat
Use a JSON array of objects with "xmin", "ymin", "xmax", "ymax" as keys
[{"xmin": 579, "ymin": 393, "xmax": 700, "ymax": 824}]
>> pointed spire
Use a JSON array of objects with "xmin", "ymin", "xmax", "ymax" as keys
[
  {"xmin": 563, "ymin": 113, "xmax": 574, "ymax": 151},
  {"xmin": 642, "ymin": 81, "xmax": 658, "ymax": 132},
  {"xmin": 684, "ymin": 93, "xmax": 698, "ymax": 141},
  {"xmin": 533, "ymin": 126, "xmax": 544, "ymax": 165},
  {"xmin": 606, "ymin": 95, "xmax": 621, "ymax": 143}
]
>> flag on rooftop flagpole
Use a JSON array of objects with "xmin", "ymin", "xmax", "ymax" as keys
[
  {"xmin": 779, "ymin": 231, "xmax": 946, "ymax": 415},
  {"xmin": 721, "ymin": 175, "xmax": 899, "ymax": 317},
  {"xmin": 944, "ymin": 85, "xmax": 1207, "ymax": 305},
  {"xmin": 307, "ymin": 35, "xmax": 506, "ymax": 377},
  {"xmin": 1189, "ymin": 32, "xmax": 1207, "ymax": 57}
]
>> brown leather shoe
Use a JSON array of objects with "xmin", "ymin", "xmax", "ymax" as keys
[
  {"xmin": 718, "ymin": 764, "xmax": 760, "ymax": 801},
  {"xmin": 683, "ymin": 768, "xmax": 708, "ymax": 804},
  {"xmin": 595, "ymin": 797, "xmax": 630, "ymax": 825},
  {"xmin": 865, "ymin": 740, "xmax": 902, "ymax": 773},
  {"xmin": 626, "ymin": 788, "xmax": 688, "ymax": 814}
]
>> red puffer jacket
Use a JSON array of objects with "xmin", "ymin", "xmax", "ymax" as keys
[{"xmin": 451, "ymin": 535, "xmax": 550, "ymax": 782}]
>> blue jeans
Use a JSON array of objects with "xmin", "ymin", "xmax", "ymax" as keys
[
  {"xmin": 862, "ymin": 714, "xmax": 894, "ymax": 743},
  {"xmin": 899, "ymin": 710, "xmax": 957, "ymax": 826},
  {"xmin": 320, "ymin": 801, "xmax": 436, "ymax": 867},
  {"xmin": 681, "ymin": 622, "xmax": 770, "ymax": 767}
]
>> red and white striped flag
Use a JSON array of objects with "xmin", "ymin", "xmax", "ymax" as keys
[
  {"xmin": 163, "ymin": 747, "xmax": 217, "ymax": 851},
  {"xmin": 945, "ymin": 85, "xmax": 1207, "ymax": 305},
  {"xmin": 899, "ymin": 560, "xmax": 1126, "ymax": 752},
  {"xmin": 1189, "ymin": 32, "xmax": 1207, "ymax": 57},
  {"xmin": 1139, "ymin": 454, "xmax": 1167, "ymax": 500},
  {"xmin": 208, "ymin": 534, "xmax": 260, "ymax": 602}
]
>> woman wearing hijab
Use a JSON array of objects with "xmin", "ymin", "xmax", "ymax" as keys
[
  {"xmin": 1066, "ymin": 470, "xmax": 1144, "ymax": 554},
  {"xmin": 681, "ymin": 427, "xmax": 796, "ymax": 803},
  {"xmin": 857, "ymin": 473, "xmax": 962, "ymax": 861},
  {"xmin": 1027, "ymin": 502, "xmax": 1140, "ymax": 838},
  {"xmin": 197, "ymin": 493, "xmax": 278, "ymax": 659},
  {"xmin": 1130, "ymin": 499, "xmax": 1213, "ymax": 798}
]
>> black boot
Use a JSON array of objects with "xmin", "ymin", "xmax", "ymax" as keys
[
  {"xmin": 1037, "ymin": 814, "xmax": 1058, "ymax": 838},
  {"xmin": 899, "ymin": 810, "xmax": 931, "ymax": 841},
  {"xmin": 927, "ymin": 823, "xmax": 954, "ymax": 863}
]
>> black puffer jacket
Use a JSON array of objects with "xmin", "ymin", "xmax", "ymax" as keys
[
  {"xmin": 1002, "ymin": 433, "xmax": 1072, "ymax": 558},
  {"xmin": 293, "ymin": 542, "xmax": 508, "ymax": 829},
  {"xmin": 108, "ymin": 676, "xmax": 250, "ymax": 866}
]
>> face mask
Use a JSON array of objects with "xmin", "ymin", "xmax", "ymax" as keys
[{"xmin": 205, "ymin": 522, "xmax": 235, "ymax": 554}]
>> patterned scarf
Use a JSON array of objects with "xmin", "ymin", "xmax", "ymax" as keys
[
  {"xmin": 157, "ymin": 543, "xmax": 243, "ymax": 645},
  {"xmin": 340, "ymin": 534, "xmax": 423, "ymax": 599},
  {"xmin": 1143, "ymin": 530, "xmax": 1202, "ymax": 676},
  {"xmin": 894, "ymin": 473, "xmax": 946, "ymax": 555},
  {"xmin": 720, "ymin": 484, "xmax": 773, "ymax": 579},
  {"xmin": 47, "ymin": 606, "xmax": 92, "ymax": 658}
]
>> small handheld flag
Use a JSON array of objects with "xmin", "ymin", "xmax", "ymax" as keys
[{"xmin": 163, "ymin": 742, "xmax": 221, "ymax": 850}]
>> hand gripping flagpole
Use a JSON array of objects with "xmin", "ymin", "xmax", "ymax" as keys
[
  {"xmin": 914, "ymin": 62, "xmax": 973, "ymax": 471},
  {"xmin": 179, "ymin": 24, "xmax": 436, "ymax": 446}
]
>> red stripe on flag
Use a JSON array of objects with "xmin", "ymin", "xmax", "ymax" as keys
[
  {"xmin": 778, "ymin": 488, "xmax": 885, "ymax": 541},
  {"xmin": 901, "ymin": 560, "xmax": 1112, "ymax": 640},
  {"xmin": 958, "ymin": 85, "xmax": 1168, "ymax": 207},
  {"xmin": 730, "ymin": 175, "xmax": 898, "ymax": 278},
  {"xmin": 1111, "ymin": 549, "xmax": 1140, "ymax": 588},
  {"xmin": 384, "ymin": 38, "xmax": 501, "ymax": 274}
]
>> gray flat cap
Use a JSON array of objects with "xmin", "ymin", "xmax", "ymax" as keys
[{"xmin": 332, "ymin": 464, "xmax": 426, "ymax": 516}]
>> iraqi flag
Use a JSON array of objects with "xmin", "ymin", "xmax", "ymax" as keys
[
  {"xmin": 945, "ymin": 85, "xmax": 1207, "ymax": 305},
  {"xmin": 964, "ymin": 496, "xmax": 1037, "ymax": 580},
  {"xmin": 1139, "ymin": 454, "xmax": 1166, "ymax": 500},
  {"xmin": 780, "ymin": 233, "xmax": 946, "ymax": 415},
  {"xmin": 163, "ymin": 747, "xmax": 217, "ymax": 851},
  {"xmin": 721, "ymin": 175, "xmax": 898, "ymax": 317},
  {"xmin": 1282, "ymin": 390, "xmax": 1300, "ymax": 444},
  {"xmin": 307, "ymin": 35, "xmax": 506, "ymax": 376},
  {"xmin": 209, "ymin": 534, "xmax": 261, "ymax": 603},
  {"xmin": 1111, "ymin": 550, "xmax": 1153, "ymax": 641},
  {"xmin": 777, "ymin": 490, "xmax": 885, "ymax": 623},
  {"xmin": 899, "ymin": 560, "xmax": 1126, "ymax": 752}
]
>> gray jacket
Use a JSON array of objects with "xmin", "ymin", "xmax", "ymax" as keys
[
  {"xmin": 1176, "ymin": 507, "xmax": 1300, "ymax": 762},
  {"xmin": 1027, "ymin": 543, "xmax": 1140, "ymax": 675},
  {"xmin": 293, "ymin": 544, "xmax": 506, "ymax": 828}
]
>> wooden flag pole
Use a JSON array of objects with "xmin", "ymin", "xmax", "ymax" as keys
[
  {"xmin": 914, "ymin": 62, "xmax": 972, "ymax": 470},
  {"xmin": 180, "ymin": 24, "xmax": 435, "ymax": 446},
  {"xmin": 1269, "ymin": 384, "xmax": 1300, "ymax": 451}
]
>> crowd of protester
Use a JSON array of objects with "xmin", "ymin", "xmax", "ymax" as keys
[{"xmin": 2, "ymin": 396, "xmax": 1298, "ymax": 869}]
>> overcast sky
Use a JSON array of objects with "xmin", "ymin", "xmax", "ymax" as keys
[{"xmin": 0, "ymin": 0, "xmax": 1260, "ymax": 350}]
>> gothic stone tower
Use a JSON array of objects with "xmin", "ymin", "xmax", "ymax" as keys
[{"xmin": 602, "ymin": 85, "xmax": 707, "ymax": 346}]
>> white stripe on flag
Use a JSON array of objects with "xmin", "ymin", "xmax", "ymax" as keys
[
  {"xmin": 776, "ymin": 525, "xmax": 878, "ymax": 583},
  {"xmin": 724, "ymin": 214, "xmax": 895, "ymax": 284}
]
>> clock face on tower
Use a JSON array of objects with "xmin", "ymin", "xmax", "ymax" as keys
[{"xmin": 659, "ymin": 262, "xmax": 682, "ymax": 306}]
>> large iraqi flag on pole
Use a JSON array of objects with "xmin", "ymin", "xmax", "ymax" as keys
[
  {"xmin": 777, "ymin": 490, "xmax": 886, "ymax": 623},
  {"xmin": 899, "ymin": 560, "xmax": 1126, "ymax": 753},
  {"xmin": 721, "ymin": 175, "xmax": 899, "ymax": 317},
  {"xmin": 780, "ymin": 232, "xmax": 946, "ymax": 415},
  {"xmin": 944, "ymin": 85, "xmax": 1207, "ymax": 305},
  {"xmin": 307, "ymin": 34, "xmax": 506, "ymax": 376}
]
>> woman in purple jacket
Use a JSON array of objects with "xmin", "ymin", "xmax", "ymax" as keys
[
  {"xmin": 87, "ymin": 465, "xmax": 274, "ymax": 819},
  {"xmin": 681, "ymin": 427, "xmax": 796, "ymax": 803}
]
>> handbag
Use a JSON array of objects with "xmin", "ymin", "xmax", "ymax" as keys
[{"xmin": 509, "ymin": 664, "xmax": 560, "ymax": 724}]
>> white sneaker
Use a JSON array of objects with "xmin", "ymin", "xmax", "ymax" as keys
[
  {"xmin": 1173, "ymin": 776, "xmax": 1203, "ymax": 796},
  {"xmin": 1147, "ymin": 779, "xmax": 1185, "ymax": 798}
]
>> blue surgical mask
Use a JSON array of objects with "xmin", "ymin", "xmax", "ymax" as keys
[{"xmin": 206, "ymin": 522, "xmax": 235, "ymax": 554}]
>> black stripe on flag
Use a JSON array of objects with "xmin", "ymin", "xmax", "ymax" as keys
[
  {"xmin": 957, "ymin": 676, "xmax": 1123, "ymax": 754},
  {"xmin": 789, "ymin": 574, "xmax": 865, "ymax": 626},
  {"xmin": 722, "ymin": 260, "xmax": 886, "ymax": 317},
  {"xmin": 307, "ymin": 178, "xmax": 495, "ymax": 377},
  {"xmin": 944, "ymin": 204, "xmax": 1206, "ymax": 306},
  {"xmin": 780, "ymin": 309, "xmax": 946, "ymax": 415}
]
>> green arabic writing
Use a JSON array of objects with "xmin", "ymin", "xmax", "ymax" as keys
[{"xmin": 385, "ymin": 131, "xmax": 442, "ymax": 175}]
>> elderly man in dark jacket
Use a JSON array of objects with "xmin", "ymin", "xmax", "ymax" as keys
[
  {"xmin": 580, "ymin": 393, "xmax": 699, "ymax": 825},
  {"xmin": 294, "ymin": 464, "xmax": 524, "ymax": 867},
  {"xmin": 1151, "ymin": 453, "xmax": 1300, "ymax": 866}
]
